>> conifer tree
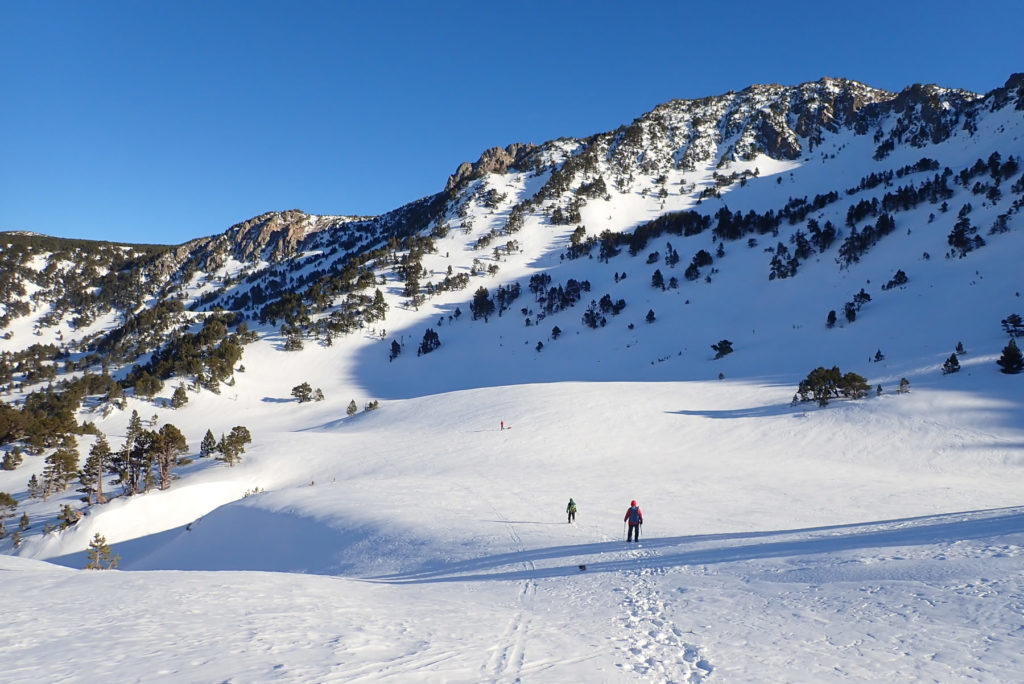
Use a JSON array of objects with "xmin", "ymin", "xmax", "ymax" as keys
[
  {"xmin": 58, "ymin": 503, "xmax": 80, "ymax": 529},
  {"xmin": 218, "ymin": 426, "xmax": 252, "ymax": 466},
  {"xmin": 151, "ymin": 424, "xmax": 188, "ymax": 490},
  {"xmin": 200, "ymin": 430, "xmax": 218, "ymax": 458},
  {"xmin": 43, "ymin": 434, "xmax": 79, "ymax": 498},
  {"xmin": 171, "ymin": 384, "xmax": 189, "ymax": 408},
  {"xmin": 711, "ymin": 340, "xmax": 734, "ymax": 359},
  {"xmin": 117, "ymin": 410, "xmax": 145, "ymax": 496},
  {"xmin": 651, "ymin": 269, "xmax": 665, "ymax": 289},
  {"xmin": 1, "ymin": 446, "xmax": 22, "ymax": 471},
  {"xmin": 292, "ymin": 382, "xmax": 314, "ymax": 403},
  {"xmin": 997, "ymin": 338, "xmax": 1023, "ymax": 374},
  {"xmin": 942, "ymin": 353, "xmax": 961, "ymax": 374},
  {"xmin": 347, "ymin": 400, "xmax": 358, "ymax": 416},
  {"xmin": 81, "ymin": 434, "xmax": 112, "ymax": 504},
  {"xmin": 0, "ymin": 491, "xmax": 16, "ymax": 537},
  {"xmin": 417, "ymin": 328, "xmax": 441, "ymax": 355},
  {"xmin": 85, "ymin": 533, "xmax": 119, "ymax": 570}
]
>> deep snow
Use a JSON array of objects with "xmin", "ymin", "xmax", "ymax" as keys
[{"xmin": 2, "ymin": 80, "xmax": 1024, "ymax": 682}]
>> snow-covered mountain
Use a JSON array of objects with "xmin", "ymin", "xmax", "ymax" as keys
[{"xmin": 1, "ymin": 74, "xmax": 1024, "ymax": 682}]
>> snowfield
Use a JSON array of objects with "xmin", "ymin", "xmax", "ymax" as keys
[
  {"xmin": 3, "ymin": 76, "xmax": 1024, "ymax": 682},
  {"xmin": 3, "ymin": 379, "xmax": 1023, "ymax": 682}
]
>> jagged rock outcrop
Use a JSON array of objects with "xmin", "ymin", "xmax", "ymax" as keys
[
  {"xmin": 446, "ymin": 143, "xmax": 539, "ymax": 191},
  {"xmin": 223, "ymin": 210, "xmax": 349, "ymax": 263}
]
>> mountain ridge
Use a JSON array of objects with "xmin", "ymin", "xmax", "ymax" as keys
[{"xmin": 0, "ymin": 70, "xmax": 1022, "ymax": 444}]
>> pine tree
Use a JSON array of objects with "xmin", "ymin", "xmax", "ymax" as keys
[
  {"xmin": 43, "ymin": 435, "xmax": 79, "ymax": 498},
  {"xmin": 19, "ymin": 511, "xmax": 29, "ymax": 530},
  {"xmin": 0, "ymin": 491, "xmax": 16, "ymax": 537},
  {"xmin": 1001, "ymin": 313, "xmax": 1024, "ymax": 337},
  {"xmin": 942, "ymin": 353, "xmax": 961, "ymax": 374},
  {"xmin": 417, "ymin": 328, "xmax": 441, "ymax": 355},
  {"xmin": 997, "ymin": 338, "xmax": 1024, "ymax": 374},
  {"xmin": 1, "ymin": 446, "xmax": 22, "ymax": 471},
  {"xmin": 27, "ymin": 474, "xmax": 41, "ymax": 499},
  {"xmin": 797, "ymin": 366, "xmax": 868, "ymax": 405},
  {"xmin": 651, "ymin": 269, "xmax": 664, "ymax": 289},
  {"xmin": 85, "ymin": 533, "xmax": 119, "ymax": 570},
  {"xmin": 151, "ymin": 424, "xmax": 188, "ymax": 490},
  {"xmin": 171, "ymin": 384, "xmax": 189, "ymax": 408},
  {"xmin": 646, "ymin": 309, "xmax": 656, "ymax": 323},
  {"xmin": 292, "ymin": 383, "xmax": 314, "ymax": 403},
  {"xmin": 471, "ymin": 287, "xmax": 495, "ymax": 320},
  {"xmin": 218, "ymin": 426, "xmax": 252, "ymax": 466},
  {"xmin": 119, "ymin": 410, "xmax": 145, "ymax": 496},
  {"xmin": 58, "ymin": 503, "xmax": 81, "ymax": 529},
  {"xmin": 347, "ymin": 400, "xmax": 358, "ymax": 416},
  {"xmin": 711, "ymin": 340, "xmax": 734, "ymax": 359},
  {"xmin": 200, "ymin": 429, "xmax": 218, "ymax": 458},
  {"xmin": 82, "ymin": 434, "xmax": 112, "ymax": 504},
  {"xmin": 899, "ymin": 377, "xmax": 911, "ymax": 394}
]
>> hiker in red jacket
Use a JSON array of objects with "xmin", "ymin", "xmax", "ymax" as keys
[{"xmin": 624, "ymin": 500, "xmax": 643, "ymax": 542}]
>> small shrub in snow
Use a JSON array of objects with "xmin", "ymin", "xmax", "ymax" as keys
[{"xmin": 942, "ymin": 354, "xmax": 961, "ymax": 375}]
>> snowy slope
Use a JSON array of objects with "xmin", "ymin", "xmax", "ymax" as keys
[{"xmin": 2, "ymin": 75, "xmax": 1024, "ymax": 682}]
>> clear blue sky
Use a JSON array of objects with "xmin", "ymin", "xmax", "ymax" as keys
[{"xmin": 2, "ymin": 1, "xmax": 1021, "ymax": 245}]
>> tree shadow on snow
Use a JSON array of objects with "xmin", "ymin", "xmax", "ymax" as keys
[
  {"xmin": 365, "ymin": 506, "xmax": 1024, "ymax": 584},
  {"xmin": 669, "ymin": 403, "xmax": 804, "ymax": 419}
]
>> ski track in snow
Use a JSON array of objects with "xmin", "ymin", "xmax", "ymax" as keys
[
  {"xmin": 614, "ymin": 544, "xmax": 713, "ymax": 683},
  {"xmin": 481, "ymin": 498, "xmax": 534, "ymax": 682}
]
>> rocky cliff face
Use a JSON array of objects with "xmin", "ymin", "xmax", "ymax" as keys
[
  {"xmin": 222, "ymin": 210, "xmax": 358, "ymax": 263},
  {"xmin": 446, "ymin": 143, "xmax": 539, "ymax": 191}
]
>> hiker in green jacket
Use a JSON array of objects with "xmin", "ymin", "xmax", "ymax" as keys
[{"xmin": 566, "ymin": 498, "xmax": 577, "ymax": 523}]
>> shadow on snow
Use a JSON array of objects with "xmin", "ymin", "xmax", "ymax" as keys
[{"xmin": 365, "ymin": 506, "xmax": 1024, "ymax": 585}]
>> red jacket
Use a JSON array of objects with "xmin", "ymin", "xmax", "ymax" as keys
[{"xmin": 624, "ymin": 505, "xmax": 643, "ymax": 526}]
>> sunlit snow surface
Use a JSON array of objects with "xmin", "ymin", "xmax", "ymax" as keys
[{"xmin": 3, "ymin": 85, "xmax": 1024, "ymax": 681}]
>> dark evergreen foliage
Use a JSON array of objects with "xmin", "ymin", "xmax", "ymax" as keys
[
  {"xmin": 711, "ymin": 340, "xmax": 734, "ymax": 359},
  {"xmin": 418, "ymin": 328, "xmax": 441, "ymax": 355},
  {"xmin": 796, "ymin": 366, "xmax": 870, "ymax": 406},
  {"xmin": 1001, "ymin": 314, "xmax": 1024, "ymax": 338},
  {"xmin": 997, "ymin": 339, "xmax": 1023, "ymax": 374},
  {"xmin": 942, "ymin": 353, "xmax": 961, "ymax": 374}
]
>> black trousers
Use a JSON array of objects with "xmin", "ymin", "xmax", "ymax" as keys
[
  {"xmin": 568, "ymin": 511, "xmax": 575, "ymax": 523},
  {"xmin": 627, "ymin": 524, "xmax": 641, "ymax": 541}
]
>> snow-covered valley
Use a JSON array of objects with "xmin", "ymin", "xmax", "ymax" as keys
[{"xmin": 2, "ymin": 74, "xmax": 1024, "ymax": 682}]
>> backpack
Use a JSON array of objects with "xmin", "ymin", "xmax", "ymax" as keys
[
  {"xmin": 627, "ymin": 505, "xmax": 641, "ymax": 524},
  {"xmin": 568, "ymin": 500, "xmax": 577, "ymax": 513}
]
